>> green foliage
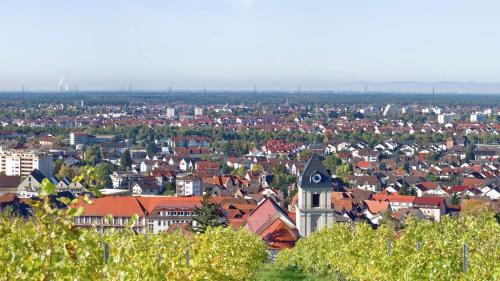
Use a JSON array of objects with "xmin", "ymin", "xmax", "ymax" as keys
[
  {"xmin": 192, "ymin": 194, "xmax": 226, "ymax": 233},
  {"xmin": 235, "ymin": 166, "xmax": 247, "ymax": 177},
  {"xmin": 251, "ymin": 163, "xmax": 263, "ymax": 173},
  {"xmin": 450, "ymin": 193, "xmax": 460, "ymax": 206},
  {"xmin": 399, "ymin": 184, "xmax": 417, "ymax": 196},
  {"xmin": 299, "ymin": 150, "xmax": 314, "ymax": 161},
  {"xmin": 57, "ymin": 163, "xmax": 75, "ymax": 180},
  {"xmin": 0, "ymin": 179, "xmax": 267, "ymax": 281},
  {"xmin": 254, "ymin": 264, "xmax": 336, "ymax": 281},
  {"xmin": 94, "ymin": 162, "xmax": 115, "ymax": 189},
  {"xmin": 84, "ymin": 144, "xmax": 101, "ymax": 165},
  {"xmin": 146, "ymin": 143, "xmax": 157, "ymax": 157},
  {"xmin": 465, "ymin": 144, "xmax": 475, "ymax": 163},
  {"xmin": 323, "ymin": 154, "xmax": 342, "ymax": 173},
  {"xmin": 162, "ymin": 182, "xmax": 176, "ymax": 196},
  {"xmin": 271, "ymin": 163, "xmax": 296, "ymax": 199},
  {"xmin": 119, "ymin": 149, "xmax": 132, "ymax": 171},
  {"xmin": 52, "ymin": 159, "xmax": 64, "ymax": 176},
  {"xmin": 276, "ymin": 214, "xmax": 500, "ymax": 281},
  {"xmin": 335, "ymin": 164, "xmax": 352, "ymax": 182}
]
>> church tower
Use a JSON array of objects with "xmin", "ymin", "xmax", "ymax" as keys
[{"xmin": 296, "ymin": 154, "xmax": 335, "ymax": 237}]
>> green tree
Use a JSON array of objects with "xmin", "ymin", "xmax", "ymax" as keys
[
  {"xmin": 57, "ymin": 163, "xmax": 75, "ymax": 180},
  {"xmin": 84, "ymin": 144, "xmax": 101, "ymax": 165},
  {"xmin": 399, "ymin": 184, "xmax": 417, "ymax": 196},
  {"xmin": 146, "ymin": 143, "xmax": 157, "ymax": 157},
  {"xmin": 52, "ymin": 159, "xmax": 64, "ymax": 176},
  {"xmin": 323, "ymin": 154, "xmax": 342, "ymax": 173},
  {"xmin": 465, "ymin": 143, "xmax": 475, "ymax": 162},
  {"xmin": 162, "ymin": 182, "xmax": 176, "ymax": 196},
  {"xmin": 236, "ymin": 166, "xmax": 246, "ymax": 177},
  {"xmin": 299, "ymin": 150, "xmax": 313, "ymax": 161},
  {"xmin": 94, "ymin": 162, "xmax": 115, "ymax": 189},
  {"xmin": 251, "ymin": 163, "xmax": 263, "ymax": 173},
  {"xmin": 449, "ymin": 193, "xmax": 460, "ymax": 205},
  {"xmin": 119, "ymin": 149, "xmax": 133, "ymax": 171},
  {"xmin": 192, "ymin": 194, "xmax": 226, "ymax": 233},
  {"xmin": 335, "ymin": 164, "xmax": 352, "ymax": 182}
]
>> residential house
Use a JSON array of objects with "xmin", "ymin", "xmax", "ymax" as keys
[
  {"xmin": 362, "ymin": 200, "xmax": 390, "ymax": 225},
  {"xmin": 413, "ymin": 197, "xmax": 446, "ymax": 222},
  {"xmin": 0, "ymin": 176, "xmax": 22, "ymax": 195},
  {"xmin": 17, "ymin": 169, "xmax": 46, "ymax": 198},
  {"xmin": 372, "ymin": 193, "xmax": 415, "ymax": 211},
  {"xmin": 414, "ymin": 182, "xmax": 447, "ymax": 197},
  {"xmin": 132, "ymin": 180, "xmax": 164, "ymax": 196},
  {"xmin": 245, "ymin": 197, "xmax": 299, "ymax": 258},
  {"xmin": 351, "ymin": 175, "xmax": 381, "ymax": 192}
]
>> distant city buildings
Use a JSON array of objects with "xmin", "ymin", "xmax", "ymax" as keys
[
  {"xmin": 70, "ymin": 132, "xmax": 113, "ymax": 146},
  {"xmin": 0, "ymin": 148, "xmax": 53, "ymax": 178},
  {"xmin": 470, "ymin": 112, "xmax": 487, "ymax": 123},
  {"xmin": 194, "ymin": 107, "xmax": 203, "ymax": 116},
  {"xmin": 166, "ymin": 107, "xmax": 176, "ymax": 118},
  {"xmin": 437, "ymin": 113, "xmax": 456, "ymax": 124}
]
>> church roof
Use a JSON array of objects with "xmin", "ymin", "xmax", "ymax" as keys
[{"xmin": 298, "ymin": 154, "xmax": 332, "ymax": 189}]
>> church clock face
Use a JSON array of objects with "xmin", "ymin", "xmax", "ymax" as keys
[{"xmin": 311, "ymin": 173, "xmax": 322, "ymax": 183}]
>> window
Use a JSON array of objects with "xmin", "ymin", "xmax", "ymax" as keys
[{"xmin": 312, "ymin": 193, "xmax": 320, "ymax": 208}]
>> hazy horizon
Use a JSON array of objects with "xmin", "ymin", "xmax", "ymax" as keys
[{"xmin": 1, "ymin": 0, "xmax": 500, "ymax": 92}]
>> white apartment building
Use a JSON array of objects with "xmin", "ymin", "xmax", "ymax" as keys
[
  {"xmin": 0, "ymin": 148, "xmax": 53, "ymax": 178},
  {"xmin": 70, "ymin": 132, "xmax": 113, "ymax": 146},
  {"xmin": 194, "ymin": 107, "xmax": 203, "ymax": 116},
  {"xmin": 437, "ymin": 113, "xmax": 456, "ymax": 124},
  {"xmin": 470, "ymin": 112, "xmax": 487, "ymax": 123},
  {"xmin": 176, "ymin": 175, "xmax": 202, "ymax": 196},
  {"xmin": 166, "ymin": 107, "xmax": 176, "ymax": 118}
]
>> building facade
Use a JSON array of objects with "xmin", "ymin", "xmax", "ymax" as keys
[
  {"xmin": 176, "ymin": 175, "xmax": 203, "ymax": 196},
  {"xmin": 0, "ymin": 148, "xmax": 53, "ymax": 178}
]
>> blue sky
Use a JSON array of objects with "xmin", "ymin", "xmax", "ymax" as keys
[{"xmin": 0, "ymin": 0, "xmax": 499, "ymax": 91}]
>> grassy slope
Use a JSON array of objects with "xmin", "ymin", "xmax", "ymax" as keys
[{"xmin": 253, "ymin": 265, "xmax": 333, "ymax": 281}]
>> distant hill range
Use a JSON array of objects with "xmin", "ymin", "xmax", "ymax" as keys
[{"xmin": 332, "ymin": 81, "xmax": 500, "ymax": 94}]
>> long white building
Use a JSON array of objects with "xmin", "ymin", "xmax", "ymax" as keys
[{"xmin": 0, "ymin": 148, "xmax": 53, "ymax": 178}]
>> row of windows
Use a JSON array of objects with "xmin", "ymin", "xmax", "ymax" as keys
[
  {"xmin": 158, "ymin": 211, "xmax": 194, "ymax": 217},
  {"xmin": 157, "ymin": 219, "xmax": 191, "ymax": 227},
  {"xmin": 147, "ymin": 220, "xmax": 193, "ymax": 231},
  {"xmin": 74, "ymin": 216, "xmax": 135, "ymax": 225}
]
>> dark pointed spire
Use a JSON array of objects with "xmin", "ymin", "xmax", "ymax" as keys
[{"xmin": 298, "ymin": 154, "xmax": 332, "ymax": 189}]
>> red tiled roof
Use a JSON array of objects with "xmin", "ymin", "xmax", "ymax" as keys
[
  {"xmin": 462, "ymin": 178, "xmax": 485, "ymax": 187},
  {"xmin": 364, "ymin": 200, "xmax": 389, "ymax": 214},
  {"xmin": 137, "ymin": 196, "xmax": 203, "ymax": 214},
  {"xmin": 372, "ymin": 194, "xmax": 415, "ymax": 204},
  {"xmin": 260, "ymin": 219, "xmax": 299, "ymax": 250},
  {"xmin": 78, "ymin": 196, "xmax": 146, "ymax": 217},
  {"xmin": 416, "ymin": 181, "xmax": 440, "ymax": 190},
  {"xmin": 414, "ymin": 197, "xmax": 445, "ymax": 207},
  {"xmin": 356, "ymin": 161, "xmax": 372, "ymax": 169},
  {"xmin": 245, "ymin": 198, "xmax": 297, "ymax": 236}
]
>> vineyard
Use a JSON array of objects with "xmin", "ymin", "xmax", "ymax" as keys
[
  {"xmin": 1, "ymin": 179, "xmax": 499, "ymax": 280},
  {"xmin": 0, "ymin": 214, "xmax": 267, "ymax": 281},
  {"xmin": 0, "ymin": 182, "xmax": 268, "ymax": 281},
  {"xmin": 276, "ymin": 213, "xmax": 500, "ymax": 281}
]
